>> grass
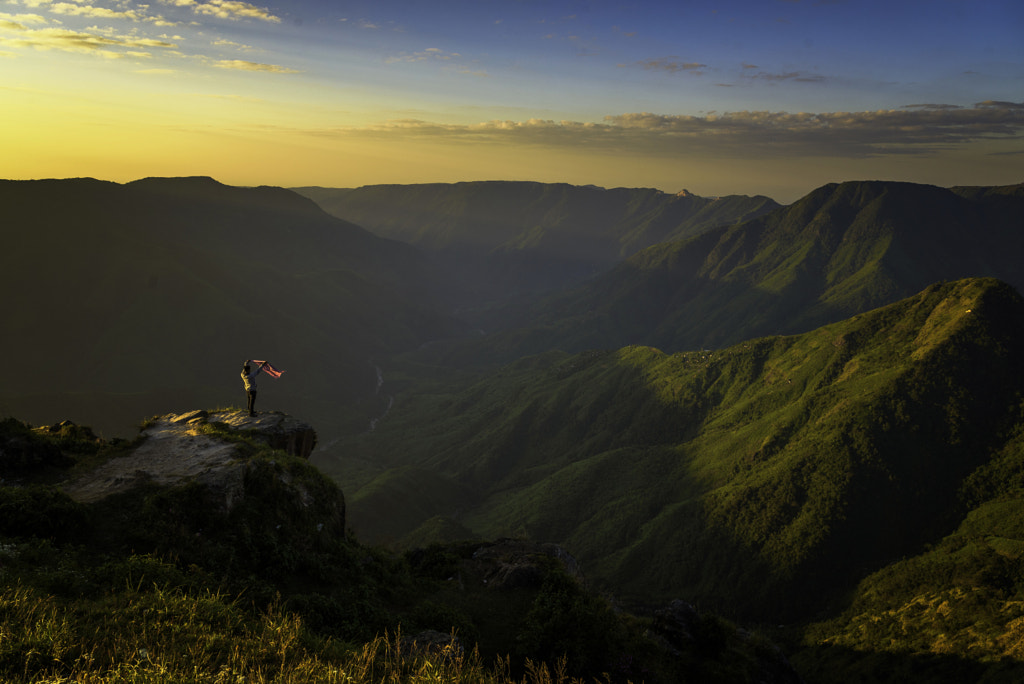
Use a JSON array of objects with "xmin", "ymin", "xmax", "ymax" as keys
[{"xmin": 0, "ymin": 579, "xmax": 589, "ymax": 684}]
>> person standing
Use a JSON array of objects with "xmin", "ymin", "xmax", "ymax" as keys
[{"xmin": 241, "ymin": 360, "xmax": 264, "ymax": 416}]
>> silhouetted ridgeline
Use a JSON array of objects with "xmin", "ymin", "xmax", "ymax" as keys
[{"xmin": 294, "ymin": 181, "xmax": 780, "ymax": 301}]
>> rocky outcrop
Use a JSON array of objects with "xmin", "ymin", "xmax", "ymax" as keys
[
  {"xmin": 470, "ymin": 538, "xmax": 583, "ymax": 590},
  {"xmin": 198, "ymin": 409, "xmax": 317, "ymax": 459},
  {"xmin": 60, "ymin": 409, "xmax": 321, "ymax": 506}
]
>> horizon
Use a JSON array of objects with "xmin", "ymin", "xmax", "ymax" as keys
[{"xmin": 2, "ymin": 0, "xmax": 1022, "ymax": 204}]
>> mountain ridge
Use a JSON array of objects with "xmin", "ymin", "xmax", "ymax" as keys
[
  {"xmin": 459, "ymin": 179, "xmax": 1024, "ymax": 361},
  {"xmin": 293, "ymin": 180, "xmax": 780, "ymax": 302}
]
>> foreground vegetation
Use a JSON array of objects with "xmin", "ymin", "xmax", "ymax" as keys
[{"xmin": 0, "ymin": 415, "xmax": 796, "ymax": 683}]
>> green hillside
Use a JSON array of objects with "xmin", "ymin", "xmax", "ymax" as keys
[
  {"xmin": 0, "ymin": 177, "xmax": 464, "ymax": 437},
  {"xmin": 328, "ymin": 278, "xmax": 1024, "ymax": 629},
  {"xmin": 294, "ymin": 181, "xmax": 778, "ymax": 302},
  {"xmin": 794, "ymin": 415, "xmax": 1024, "ymax": 682},
  {"xmin": 469, "ymin": 180, "xmax": 1024, "ymax": 359}
]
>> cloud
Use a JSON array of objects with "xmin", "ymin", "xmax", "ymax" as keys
[
  {"xmin": 0, "ymin": 13, "xmax": 47, "ymax": 26},
  {"xmin": 628, "ymin": 57, "xmax": 708, "ymax": 74},
  {"xmin": 0, "ymin": 25, "xmax": 178, "ymax": 56},
  {"xmin": 195, "ymin": 1, "xmax": 279, "ymax": 23},
  {"xmin": 746, "ymin": 70, "xmax": 826, "ymax": 83},
  {"xmin": 48, "ymin": 3, "xmax": 145, "ymax": 21},
  {"xmin": 315, "ymin": 103, "xmax": 1024, "ymax": 160},
  {"xmin": 213, "ymin": 37, "xmax": 254, "ymax": 50},
  {"xmin": 213, "ymin": 58, "xmax": 298, "ymax": 73},
  {"xmin": 157, "ymin": 0, "xmax": 280, "ymax": 23},
  {"xmin": 384, "ymin": 47, "xmax": 486, "ymax": 75},
  {"xmin": 385, "ymin": 47, "xmax": 463, "ymax": 64}
]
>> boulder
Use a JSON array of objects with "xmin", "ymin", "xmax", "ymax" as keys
[
  {"xmin": 470, "ymin": 538, "xmax": 583, "ymax": 590},
  {"xmin": 61, "ymin": 409, "xmax": 322, "ymax": 506}
]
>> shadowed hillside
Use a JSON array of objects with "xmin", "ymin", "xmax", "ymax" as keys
[
  {"xmin": 0, "ymin": 177, "xmax": 465, "ymax": 437},
  {"xmin": 325, "ymin": 278, "xmax": 1024, "ymax": 628},
  {"xmin": 294, "ymin": 181, "xmax": 779, "ymax": 304}
]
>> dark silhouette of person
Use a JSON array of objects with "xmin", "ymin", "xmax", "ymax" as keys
[{"xmin": 241, "ymin": 360, "xmax": 265, "ymax": 416}]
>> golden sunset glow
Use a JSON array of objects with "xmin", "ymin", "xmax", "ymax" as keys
[{"xmin": 2, "ymin": 0, "xmax": 1022, "ymax": 202}]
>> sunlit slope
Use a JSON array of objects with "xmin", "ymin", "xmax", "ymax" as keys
[
  {"xmin": 0, "ymin": 177, "xmax": 461, "ymax": 434},
  {"xmin": 795, "ymin": 421, "xmax": 1024, "ymax": 680},
  {"xmin": 493, "ymin": 180, "xmax": 1024, "ymax": 357},
  {"xmin": 345, "ymin": 278, "xmax": 1024, "ymax": 621}
]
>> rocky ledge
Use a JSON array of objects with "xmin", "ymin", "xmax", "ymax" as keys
[{"xmin": 61, "ymin": 409, "xmax": 319, "ymax": 505}]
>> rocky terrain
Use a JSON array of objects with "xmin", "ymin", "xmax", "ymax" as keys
[{"xmin": 61, "ymin": 409, "xmax": 318, "ymax": 504}]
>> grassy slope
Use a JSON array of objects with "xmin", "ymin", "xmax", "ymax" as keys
[
  {"xmin": 792, "ymin": 404, "xmax": 1024, "ymax": 682},
  {"xmin": 336, "ymin": 278, "xmax": 1024, "ymax": 625}
]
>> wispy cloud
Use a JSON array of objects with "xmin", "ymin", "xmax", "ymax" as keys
[
  {"xmin": 0, "ymin": 1, "xmax": 290, "ymax": 69},
  {"xmin": 384, "ymin": 46, "xmax": 486, "ymax": 76},
  {"xmin": 160, "ymin": 0, "xmax": 280, "ymax": 24},
  {"xmin": 48, "ymin": 2, "xmax": 145, "ymax": 21},
  {"xmin": 315, "ymin": 103, "xmax": 1024, "ymax": 159},
  {"xmin": 627, "ymin": 56, "xmax": 708, "ymax": 75},
  {"xmin": 213, "ymin": 58, "xmax": 298, "ymax": 73},
  {"xmin": 386, "ymin": 47, "xmax": 462, "ymax": 64},
  {"xmin": 0, "ymin": 12, "xmax": 48, "ymax": 26},
  {"xmin": 0, "ymin": 23, "xmax": 178, "ymax": 57},
  {"xmin": 745, "ymin": 70, "xmax": 827, "ymax": 83}
]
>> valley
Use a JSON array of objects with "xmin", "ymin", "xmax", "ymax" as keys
[{"xmin": 2, "ymin": 176, "xmax": 1023, "ymax": 682}]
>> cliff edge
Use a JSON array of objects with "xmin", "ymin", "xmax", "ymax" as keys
[{"xmin": 61, "ymin": 409, "xmax": 320, "ymax": 504}]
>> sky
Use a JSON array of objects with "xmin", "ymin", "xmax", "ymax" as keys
[{"xmin": 1, "ymin": 0, "xmax": 1022, "ymax": 202}]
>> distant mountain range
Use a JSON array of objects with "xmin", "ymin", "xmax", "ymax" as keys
[
  {"xmin": 294, "ymin": 181, "xmax": 779, "ymax": 303},
  {"xmin": 459, "ymin": 180, "xmax": 1024, "ymax": 361}
]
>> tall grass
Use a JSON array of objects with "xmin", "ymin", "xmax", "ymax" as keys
[{"xmin": 0, "ymin": 582, "xmax": 595, "ymax": 684}]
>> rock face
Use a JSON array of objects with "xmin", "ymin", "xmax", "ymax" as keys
[
  {"xmin": 61, "ymin": 409, "xmax": 321, "ymax": 505},
  {"xmin": 201, "ymin": 409, "xmax": 317, "ymax": 460}
]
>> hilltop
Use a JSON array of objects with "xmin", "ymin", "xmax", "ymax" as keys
[{"xmin": 0, "ymin": 410, "xmax": 800, "ymax": 683}]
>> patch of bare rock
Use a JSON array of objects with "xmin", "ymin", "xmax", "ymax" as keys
[{"xmin": 61, "ymin": 409, "xmax": 317, "ymax": 504}]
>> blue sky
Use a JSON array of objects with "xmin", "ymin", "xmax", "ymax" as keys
[{"xmin": 1, "ymin": 0, "xmax": 1022, "ymax": 201}]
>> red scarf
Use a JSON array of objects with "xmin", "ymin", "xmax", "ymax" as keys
[{"xmin": 253, "ymin": 360, "xmax": 284, "ymax": 378}]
